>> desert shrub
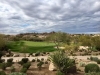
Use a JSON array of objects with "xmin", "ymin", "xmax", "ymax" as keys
[
  {"xmin": 20, "ymin": 68, "xmax": 27, "ymax": 73},
  {"xmin": 6, "ymin": 62, "xmax": 13, "ymax": 67},
  {"xmin": 11, "ymin": 66, "xmax": 15, "ymax": 72},
  {"xmin": 85, "ymin": 63, "xmax": 100, "ymax": 73},
  {"xmin": 23, "ymin": 62, "xmax": 31, "ymax": 69},
  {"xmin": 42, "ymin": 51, "xmax": 46, "ymax": 54},
  {"xmin": 44, "ymin": 61, "xmax": 48, "ymax": 64},
  {"xmin": 67, "ymin": 65, "xmax": 77, "ymax": 73},
  {"xmin": 0, "ymin": 59, "xmax": 5, "ymax": 63},
  {"xmin": 41, "ymin": 58, "xmax": 44, "ymax": 61},
  {"xmin": 97, "ymin": 59, "xmax": 100, "ymax": 64},
  {"xmin": 18, "ymin": 61, "xmax": 24, "ymax": 65},
  {"xmin": 90, "ymin": 57, "xmax": 98, "ymax": 62},
  {"xmin": 29, "ymin": 52, "xmax": 33, "ymax": 55},
  {"xmin": 37, "ymin": 61, "xmax": 44, "ymax": 70},
  {"xmin": 0, "ymin": 63, "xmax": 6, "ymax": 70},
  {"xmin": 9, "ymin": 72, "xmax": 27, "ymax": 75},
  {"xmin": 56, "ymin": 71, "xmax": 64, "ymax": 75},
  {"xmin": 35, "ymin": 52, "xmax": 40, "ymax": 56},
  {"xmin": 79, "ymin": 62, "xmax": 86, "ymax": 67},
  {"xmin": 31, "ymin": 59, "xmax": 35, "ymax": 62},
  {"xmin": 84, "ymin": 72, "xmax": 100, "ymax": 75},
  {"xmin": 37, "ymin": 59, "xmax": 40, "ymax": 62},
  {"xmin": 7, "ymin": 58, "xmax": 13, "ymax": 63},
  {"xmin": 0, "ymin": 71, "xmax": 6, "ymax": 75},
  {"xmin": 21, "ymin": 58, "xmax": 29, "ymax": 63},
  {"xmin": 50, "ymin": 51, "xmax": 75, "ymax": 74}
]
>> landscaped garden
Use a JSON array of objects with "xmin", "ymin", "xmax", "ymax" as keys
[{"xmin": 0, "ymin": 32, "xmax": 100, "ymax": 75}]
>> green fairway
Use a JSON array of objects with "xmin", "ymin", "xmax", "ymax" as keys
[{"xmin": 7, "ymin": 41, "xmax": 56, "ymax": 53}]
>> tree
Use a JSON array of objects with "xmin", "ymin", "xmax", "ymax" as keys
[
  {"xmin": 46, "ymin": 31, "xmax": 70, "ymax": 50},
  {"xmin": 50, "ymin": 51, "xmax": 75, "ymax": 74}
]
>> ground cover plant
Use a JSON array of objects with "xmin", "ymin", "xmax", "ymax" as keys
[{"xmin": 7, "ymin": 41, "xmax": 56, "ymax": 53}]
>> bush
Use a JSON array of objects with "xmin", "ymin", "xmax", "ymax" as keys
[
  {"xmin": 7, "ymin": 58, "xmax": 13, "ymax": 63},
  {"xmin": 11, "ymin": 66, "xmax": 15, "ymax": 72},
  {"xmin": 37, "ymin": 59, "xmax": 40, "ymax": 62},
  {"xmin": 90, "ymin": 57, "xmax": 98, "ymax": 62},
  {"xmin": 6, "ymin": 62, "xmax": 13, "ymax": 67},
  {"xmin": 9, "ymin": 72, "xmax": 27, "ymax": 75},
  {"xmin": 56, "ymin": 71, "xmax": 64, "ymax": 75},
  {"xmin": 41, "ymin": 58, "xmax": 44, "ymax": 61},
  {"xmin": 0, "ymin": 63, "xmax": 6, "ymax": 70},
  {"xmin": 18, "ymin": 61, "xmax": 24, "ymax": 65},
  {"xmin": 67, "ymin": 65, "xmax": 77, "ymax": 73},
  {"xmin": 21, "ymin": 58, "xmax": 29, "ymax": 63},
  {"xmin": 85, "ymin": 63, "xmax": 100, "ymax": 73},
  {"xmin": 44, "ymin": 61, "xmax": 48, "ymax": 64},
  {"xmin": 31, "ymin": 59, "xmax": 35, "ymax": 62},
  {"xmin": 20, "ymin": 68, "xmax": 27, "ymax": 73},
  {"xmin": 35, "ymin": 52, "xmax": 40, "ymax": 56},
  {"xmin": 85, "ymin": 72, "xmax": 100, "ymax": 75},
  {"xmin": 37, "ymin": 61, "xmax": 44, "ymax": 70},
  {"xmin": 97, "ymin": 59, "xmax": 100, "ymax": 64},
  {"xmin": 0, "ymin": 59, "xmax": 5, "ymax": 63},
  {"xmin": 79, "ymin": 62, "xmax": 86, "ymax": 67},
  {"xmin": 23, "ymin": 62, "xmax": 31, "ymax": 69},
  {"xmin": 0, "ymin": 71, "xmax": 6, "ymax": 75}
]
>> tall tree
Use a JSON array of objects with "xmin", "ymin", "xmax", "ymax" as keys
[{"xmin": 46, "ymin": 31, "xmax": 70, "ymax": 50}]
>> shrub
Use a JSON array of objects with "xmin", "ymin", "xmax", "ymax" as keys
[
  {"xmin": 6, "ymin": 62, "xmax": 13, "ymax": 67},
  {"xmin": 11, "ymin": 66, "xmax": 15, "ymax": 72},
  {"xmin": 37, "ymin": 59, "xmax": 40, "ymax": 62},
  {"xmin": 0, "ymin": 63, "xmax": 6, "ymax": 70},
  {"xmin": 67, "ymin": 65, "xmax": 77, "ymax": 73},
  {"xmin": 56, "ymin": 71, "xmax": 64, "ymax": 75},
  {"xmin": 32, "ymin": 59, "xmax": 35, "ymax": 62},
  {"xmin": 44, "ymin": 61, "xmax": 48, "ymax": 64},
  {"xmin": 37, "ymin": 61, "xmax": 44, "ymax": 70},
  {"xmin": 18, "ymin": 61, "xmax": 24, "ymax": 65},
  {"xmin": 50, "ymin": 51, "xmax": 75, "ymax": 74},
  {"xmin": 20, "ymin": 68, "xmax": 27, "ymax": 73},
  {"xmin": 0, "ymin": 71, "xmax": 6, "ymax": 75},
  {"xmin": 21, "ymin": 58, "xmax": 29, "ymax": 63},
  {"xmin": 90, "ymin": 57, "xmax": 98, "ymax": 62},
  {"xmin": 0, "ymin": 59, "xmax": 5, "ymax": 63},
  {"xmin": 79, "ymin": 62, "xmax": 86, "ymax": 67},
  {"xmin": 35, "ymin": 52, "xmax": 40, "ymax": 56},
  {"xmin": 9, "ymin": 72, "xmax": 27, "ymax": 75},
  {"xmin": 85, "ymin": 72, "xmax": 100, "ymax": 75},
  {"xmin": 85, "ymin": 63, "xmax": 100, "ymax": 73},
  {"xmin": 23, "ymin": 62, "xmax": 31, "ymax": 69},
  {"xmin": 7, "ymin": 58, "xmax": 13, "ymax": 63},
  {"xmin": 41, "ymin": 58, "xmax": 44, "ymax": 61},
  {"xmin": 97, "ymin": 59, "xmax": 100, "ymax": 64}
]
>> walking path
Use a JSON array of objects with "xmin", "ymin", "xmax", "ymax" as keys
[{"xmin": 2, "ymin": 55, "xmax": 100, "ymax": 62}]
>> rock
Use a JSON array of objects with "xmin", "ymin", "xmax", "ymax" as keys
[{"xmin": 49, "ymin": 62, "xmax": 56, "ymax": 71}]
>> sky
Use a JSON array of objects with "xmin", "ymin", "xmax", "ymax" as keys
[{"xmin": 0, "ymin": 0, "xmax": 100, "ymax": 34}]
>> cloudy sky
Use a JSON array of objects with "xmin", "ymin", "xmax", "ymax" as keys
[{"xmin": 0, "ymin": 0, "xmax": 100, "ymax": 34}]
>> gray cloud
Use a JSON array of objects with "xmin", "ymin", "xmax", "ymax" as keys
[{"xmin": 0, "ymin": 0, "xmax": 100, "ymax": 34}]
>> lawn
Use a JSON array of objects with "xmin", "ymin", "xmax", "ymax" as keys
[{"xmin": 7, "ymin": 41, "xmax": 56, "ymax": 53}]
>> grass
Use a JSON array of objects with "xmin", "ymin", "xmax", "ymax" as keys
[{"xmin": 7, "ymin": 41, "xmax": 56, "ymax": 53}]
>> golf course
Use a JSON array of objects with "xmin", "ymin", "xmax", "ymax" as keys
[{"xmin": 7, "ymin": 41, "xmax": 56, "ymax": 53}]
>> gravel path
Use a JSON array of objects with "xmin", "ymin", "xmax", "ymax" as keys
[{"xmin": 2, "ymin": 55, "xmax": 100, "ymax": 62}]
